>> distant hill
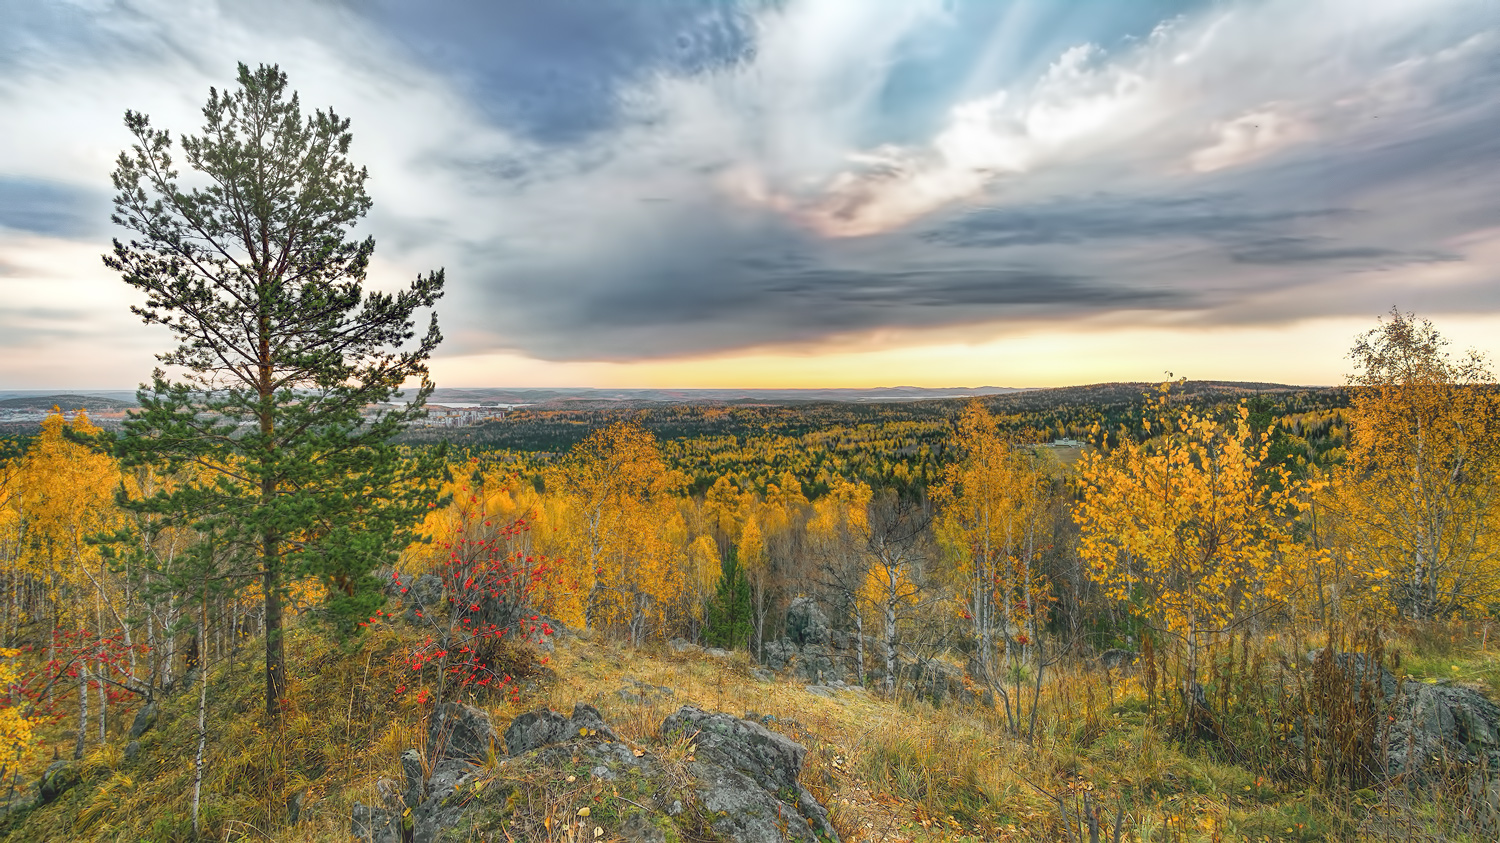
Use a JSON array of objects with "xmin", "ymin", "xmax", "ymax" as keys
[
  {"xmin": 981, "ymin": 380, "xmax": 1335, "ymax": 413},
  {"xmin": 425, "ymin": 386, "xmax": 1025, "ymax": 407},
  {"xmin": 0, "ymin": 393, "xmax": 137, "ymax": 411}
]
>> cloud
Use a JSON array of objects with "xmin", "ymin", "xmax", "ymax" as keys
[
  {"xmin": 0, "ymin": 178, "xmax": 105, "ymax": 238},
  {"xmin": 1, "ymin": 0, "xmax": 1498, "ymax": 387},
  {"xmin": 365, "ymin": 0, "xmax": 758, "ymax": 144},
  {"xmin": 727, "ymin": 0, "xmax": 1498, "ymax": 237},
  {"xmin": 921, "ymin": 195, "xmax": 1350, "ymax": 249},
  {"xmin": 1227, "ymin": 237, "xmax": 1458, "ymax": 267},
  {"xmin": 1189, "ymin": 106, "xmax": 1312, "ymax": 173}
]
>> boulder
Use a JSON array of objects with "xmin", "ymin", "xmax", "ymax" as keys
[
  {"xmin": 38, "ymin": 761, "xmax": 81, "ymax": 804},
  {"xmin": 1388, "ymin": 680, "xmax": 1500, "ymax": 783},
  {"xmin": 785, "ymin": 598, "xmax": 831, "ymax": 647},
  {"xmin": 1313, "ymin": 649, "xmax": 1500, "ymax": 815},
  {"xmin": 1099, "ymin": 649, "xmax": 1139, "ymax": 673},
  {"xmin": 617, "ymin": 677, "xmax": 675, "ymax": 705},
  {"xmin": 128, "ymin": 701, "xmax": 159, "ymax": 740},
  {"xmin": 763, "ymin": 639, "xmax": 797, "ymax": 672},
  {"xmin": 504, "ymin": 703, "xmax": 616, "ymax": 756},
  {"xmin": 908, "ymin": 658, "xmax": 984, "ymax": 708},
  {"xmin": 662, "ymin": 705, "xmax": 839, "ymax": 843},
  {"xmin": 667, "ymin": 638, "xmax": 702, "ymax": 655},
  {"xmin": 427, "ymin": 702, "xmax": 498, "ymax": 766},
  {"xmin": 401, "ymin": 573, "xmax": 445, "ymax": 623},
  {"xmin": 792, "ymin": 643, "xmax": 841, "ymax": 684},
  {"xmin": 356, "ymin": 703, "xmax": 840, "ymax": 843},
  {"xmin": 352, "ymin": 803, "xmax": 403, "ymax": 843},
  {"xmin": 401, "ymin": 748, "xmax": 424, "ymax": 808}
]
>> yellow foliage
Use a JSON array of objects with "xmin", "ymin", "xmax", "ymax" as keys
[
  {"xmin": 1, "ymin": 410, "xmax": 124, "ymax": 627},
  {"xmin": 0, "ymin": 647, "xmax": 34, "ymax": 762},
  {"xmin": 1324, "ymin": 310, "xmax": 1500, "ymax": 620},
  {"xmin": 552, "ymin": 421, "xmax": 688, "ymax": 640},
  {"xmin": 1075, "ymin": 385, "xmax": 1317, "ymax": 670},
  {"xmin": 933, "ymin": 402, "xmax": 1055, "ymax": 666}
]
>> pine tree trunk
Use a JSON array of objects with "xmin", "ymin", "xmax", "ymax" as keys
[{"xmin": 263, "ymin": 528, "xmax": 285, "ymax": 719}]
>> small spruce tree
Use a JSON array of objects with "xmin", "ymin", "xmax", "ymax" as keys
[{"xmin": 704, "ymin": 546, "xmax": 753, "ymax": 650}]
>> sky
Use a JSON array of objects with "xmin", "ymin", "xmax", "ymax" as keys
[{"xmin": 2, "ymin": 0, "xmax": 1498, "ymax": 390}]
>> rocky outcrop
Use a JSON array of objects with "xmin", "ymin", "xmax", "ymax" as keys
[
  {"xmin": 763, "ymin": 598, "xmax": 856, "ymax": 684},
  {"xmin": 1098, "ymin": 649, "xmax": 1139, "ymax": 673},
  {"xmin": 1313, "ymin": 648, "xmax": 1500, "ymax": 816},
  {"xmin": 907, "ymin": 657, "xmax": 989, "ymax": 708},
  {"xmin": 37, "ymin": 761, "xmax": 82, "ymax": 805},
  {"xmin": 662, "ymin": 706, "xmax": 839, "ymax": 843},
  {"xmin": 353, "ymin": 703, "xmax": 839, "ymax": 843},
  {"xmin": 128, "ymin": 701, "xmax": 159, "ymax": 740},
  {"xmin": 393, "ymin": 573, "xmax": 444, "ymax": 624},
  {"xmin": 762, "ymin": 598, "xmax": 985, "ymax": 708}
]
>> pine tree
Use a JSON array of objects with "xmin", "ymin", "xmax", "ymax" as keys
[
  {"xmin": 104, "ymin": 63, "xmax": 445, "ymax": 718},
  {"xmin": 704, "ymin": 547, "xmax": 752, "ymax": 650}
]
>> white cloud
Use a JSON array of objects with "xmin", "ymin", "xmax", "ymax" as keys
[
  {"xmin": 1190, "ymin": 106, "xmax": 1313, "ymax": 173},
  {"xmin": 721, "ymin": 0, "xmax": 1490, "ymax": 237}
]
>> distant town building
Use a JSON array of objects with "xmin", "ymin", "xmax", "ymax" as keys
[{"xmin": 421, "ymin": 406, "xmax": 507, "ymax": 427}]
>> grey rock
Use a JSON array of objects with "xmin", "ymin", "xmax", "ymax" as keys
[
  {"xmin": 1314, "ymin": 649, "xmax": 1500, "ymax": 818},
  {"xmin": 375, "ymin": 778, "xmax": 401, "ymax": 808},
  {"xmin": 128, "ymin": 701, "xmax": 159, "ymax": 740},
  {"xmin": 504, "ymin": 703, "xmax": 617, "ymax": 756},
  {"xmin": 1388, "ymin": 679, "xmax": 1500, "ymax": 779},
  {"xmin": 352, "ymin": 802, "xmax": 403, "ymax": 843},
  {"xmin": 661, "ymin": 705, "xmax": 839, "ymax": 842},
  {"xmin": 287, "ymin": 789, "xmax": 306, "ymax": 824},
  {"xmin": 763, "ymin": 639, "xmax": 797, "ymax": 672},
  {"xmin": 123, "ymin": 740, "xmax": 141, "ymax": 763},
  {"xmin": 793, "ymin": 643, "xmax": 841, "ymax": 684},
  {"xmin": 1308, "ymin": 648, "xmax": 1400, "ymax": 700},
  {"xmin": 427, "ymin": 702, "xmax": 498, "ymax": 766},
  {"xmin": 620, "ymin": 813, "xmax": 668, "ymax": 843},
  {"xmin": 908, "ymin": 658, "xmax": 983, "ymax": 708},
  {"xmin": 785, "ymin": 597, "xmax": 831, "ymax": 647},
  {"xmin": 402, "ymin": 573, "xmax": 445, "ymax": 623},
  {"xmin": 355, "ymin": 703, "xmax": 841, "ymax": 843},
  {"xmin": 705, "ymin": 647, "xmax": 732, "ymax": 659},
  {"xmin": 617, "ymin": 677, "xmax": 675, "ymax": 705},
  {"xmin": 37, "ymin": 761, "xmax": 81, "ymax": 804},
  {"xmin": 401, "ymin": 748, "xmax": 424, "ymax": 807},
  {"xmin": 412, "ymin": 759, "xmax": 484, "ymax": 843},
  {"xmin": 667, "ymin": 638, "xmax": 702, "ymax": 654},
  {"xmin": 503, "ymin": 708, "xmax": 570, "ymax": 756}
]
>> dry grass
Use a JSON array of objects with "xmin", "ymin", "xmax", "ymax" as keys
[{"xmin": 6, "ymin": 618, "xmax": 1500, "ymax": 841}]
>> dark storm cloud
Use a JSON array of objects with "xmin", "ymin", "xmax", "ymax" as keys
[
  {"xmin": 1228, "ymin": 238, "xmax": 1459, "ymax": 267},
  {"xmin": 0, "ymin": 178, "xmax": 105, "ymax": 238},
  {"xmin": 480, "ymin": 201, "xmax": 1186, "ymax": 361},
  {"xmin": 922, "ymin": 196, "xmax": 1350, "ymax": 250},
  {"xmin": 368, "ymin": 0, "xmax": 758, "ymax": 143}
]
